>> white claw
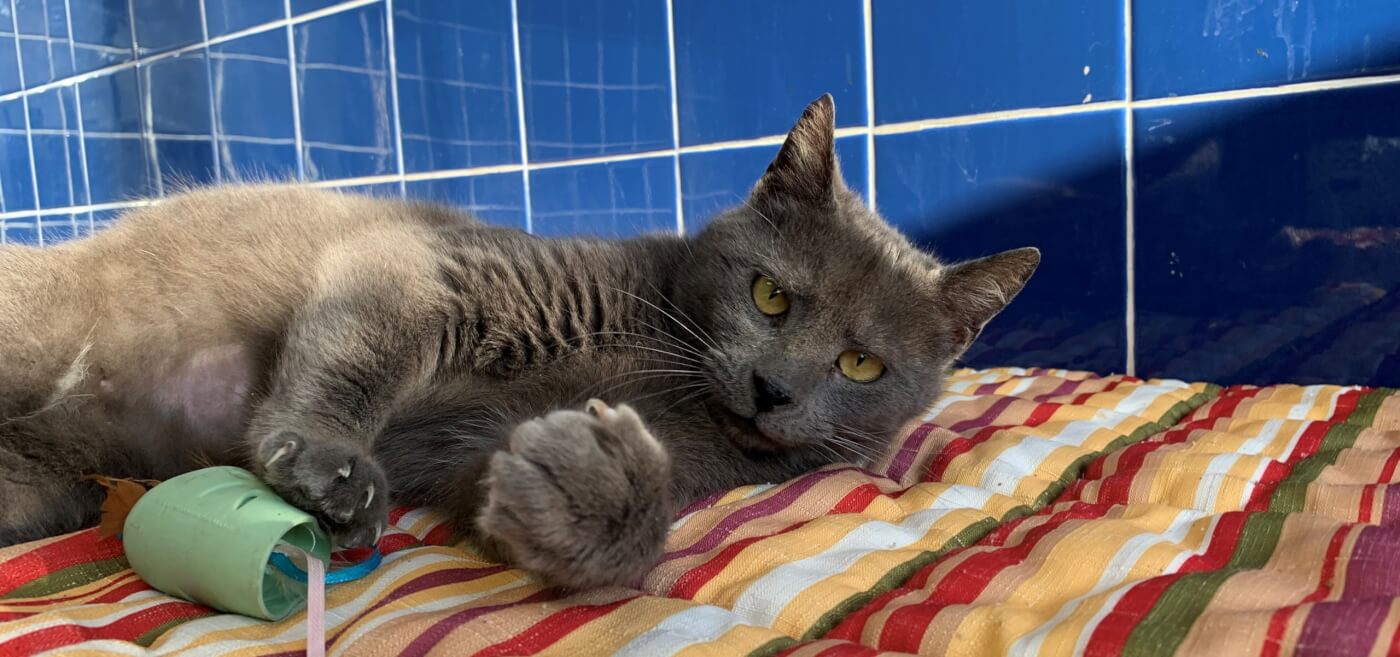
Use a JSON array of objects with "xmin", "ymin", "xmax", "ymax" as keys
[
  {"xmin": 373, "ymin": 523, "xmax": 383, "ymax": 544},
  {"xmin": 364, "ymin": 484, "xmax": 375, "ymax": 509},
  {"xmin": 265, "ymin": 442, "xmax": 293, "ymax": 468},
  {"xmin": 338, "ymin": 462, "xmax": 353, "ymax": 478}
]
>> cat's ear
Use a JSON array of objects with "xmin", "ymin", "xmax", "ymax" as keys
[
  {"xmin": 938, "ymin": 247, "xmax": 1041, "ymax": 352},
  {"xmin": 751, "ymin": 94, "xmax": 845, "ymax": 205}
]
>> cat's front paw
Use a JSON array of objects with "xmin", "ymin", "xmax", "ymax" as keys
[
  {"xmin": 479, "ymin": 399, "xmax": 672, "ymax": 590},
  {"xmin": 254, "ymin": 430, "xmax": 389, "ymax": 549}
]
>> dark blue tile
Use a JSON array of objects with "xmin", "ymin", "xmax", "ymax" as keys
[
  {"xmin": 2, "ymin": 218, "xmax": 38, "ymax": 245},
  {"xmin": 393, "ymin": 0, "xmax": 519, "ymax": 172},
  {"xmin": 674, "ymin": 0, "xmax": 864, "ymax": 145},
  {"xmin": 336, "ymin": 182, "xmax": 402, "ymax": 198},
  {"xmin": 530, "ymin": 156, "xmax": 677, "ymax": 237},
  {"xmin": 130, "ymin": 0, "xmax": 203, "ymax": 55},
  {"xmin": 875, "ymin": 112, "xmax": 1127, "ymax": 374},
  {"xmin": 1136, "ymin": 0, "xmax": 1400, "ymax": 99},
  {"xmin": 156, "ymin": 138, "xmax": 217, "ymax": 187},
  {"xmin": 90, "ymin": 208, "xmax": 121, "ymax": 231},
  {"xmin": 209, "ymin": 30, "xmax": 298, "ymax": 180},
  {"xmin": 291, "ymin": 0, "xmax": 343, "ymax": 16},
  {"xmin": 80, "ymin": 67, "xmax": 142, "ymax": 133},
  {"xmin": 40, "ymin": 214, "xmax": 84, "ymax": 243},
  {"xmin": 874, "ymin": 0, "xmax": 1122, "ymax": 123},
  {"xmin": 28, "ymin": 87, "xmax": 88, "ymax": 208},
  {"xmin": 14, "ymin": 0, "xmax": 76, "ymax": 87},
  {"xmin": 84, "ymin": 136, "xmax": 153, "ymax": 202},
  {"xmin": 295, "ymin": 4, "xmax": 397, "ymax": 180},
  {"xmin": 1136, "ymin": 83, "xmax": 1400, "ymax": 386},
  {"xmin": 519, "ymin": 0, "xmax": 672, "ymax": 161},
  {"xmin": 680, "ymin": 135, "xmax": 868, "ymax": 231},
  {"xmin": 145, "ymin": 52, "xmax": 212, "ymax": 135},
  {"xmin": 0, "ymin": 135, "xmax": 36, "ymax": 213},
  {"xmin": 204, "ymin": 0, "xmax": 284, "ymax": 37},
  {"xmin": 405, "ymin": 172, "xmax": 527, "ymax": 230},
  {"xmin": 66, "ymin": 0, "xmax": 134, "ymax": 73}
]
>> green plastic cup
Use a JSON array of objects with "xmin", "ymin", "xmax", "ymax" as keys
[{"xmin": 122, "ymin": 466, "xmax": 331, "ymax": 620}]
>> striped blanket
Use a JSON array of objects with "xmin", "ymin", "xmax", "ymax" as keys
[{"xmin": 3, "ymin": 368, "xmax": 1398, "ymax": 656}]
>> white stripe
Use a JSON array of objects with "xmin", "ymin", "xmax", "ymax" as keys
[
  {"xmin": 729, "ymin": 485, "xmax": 994, "ymax": 627},
  {"xmin": 0, "ymin": 592, "xmax": 168, "ymax": 643},
  {"xmin": 612, "ymin": 604, "xmax": 752, "ymax": 657}
]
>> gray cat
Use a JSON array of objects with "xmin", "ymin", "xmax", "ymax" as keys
[{"xmin": 0, "ymin": 96, "xmax": 1037, "ymax": 589}]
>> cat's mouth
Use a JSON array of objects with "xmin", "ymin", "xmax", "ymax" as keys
[{"xmin": 706, "ymin": 401, "xmax": 789, "ymax": 452}]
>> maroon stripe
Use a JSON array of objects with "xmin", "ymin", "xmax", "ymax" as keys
[
  {"xmin": 328, "ymin": 565, "xmax": 509, "ymax": 645},
  {"xmin": 1382, "ymin": 485, "xmax": 1400, "ymax": 526},
  {"xmin": 947, "ymin": 396, "xmax": 1018, "ymax": 433},
  {"xmin": 1030, "ymin": 378, "xmax": 1081, "ymax": 402},
  {"xmin": 884, "ymin": 424, "xmax": 936, "ymax": 482},
  {"xmin": 678, "ymin": 490, "xmax": 728, "ymax": 517},
  {"xmin": 1293, "ymin": 597, "xmax": 1392, "ymax": 657},
  {"xmin": 1341, "ymin": 525, "xmax": 1400, "ymax": 599},
  {"xmin": 659, "ymin": 466, "xmax": 858, "ymax": 564},
  {"xmin": 398, "ymin": 589, "xmax": 557, "ymax": 657}
]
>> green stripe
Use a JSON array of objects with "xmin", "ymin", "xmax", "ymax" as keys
[
  {"xmin": 1121, "ymin": 511, "xmax": 1288, "ymax": 657},
  {"xmin": 135, "ymin": 613, "xmax": 214, "ymax": 647},
  {"xmin": 1, "ymin": 557, "xmax": 130, "ymax": 600},
  {"xmin": 745, "ymin": 636, "xmax": 797, "ymax": 657},
  {"xmin": 1268, "ymin": 388, "xmax": 1393, "ymax": 512}
]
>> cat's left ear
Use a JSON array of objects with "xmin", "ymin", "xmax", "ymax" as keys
[
  {"xmin": 938, "ymin": 247, "xmax": 1041, "ymax": 352},
  {"xmin": 751, "ymin": 94, "xmax": 847, "ymax": 206}
]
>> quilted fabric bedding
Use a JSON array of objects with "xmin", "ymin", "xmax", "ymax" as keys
[{"xmin": 2, "ymin": 367, "xmax": 1398, "ymax": 656}]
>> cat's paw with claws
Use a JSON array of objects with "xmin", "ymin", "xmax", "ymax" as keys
[
  {"xmin": 254, "ymin": 431, "xmax": 389, "ymax": 549},
  {"xmin": 479, "ymin": 399, "xmax": 672, "ymax": 590}
]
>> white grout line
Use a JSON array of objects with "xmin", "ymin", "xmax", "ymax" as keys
[
  {"xmin": 508, "ymin": 0, "xmax": 533, "ymax": 233},
  {"xmin": 384, "ymin": 0, "xmax": 406, "ymax": 196},
  {"xmin": 862, "ymin": 0, "xmax": 876, "ymax": 210},
  {"xmin": 872, "ymin": 101, "xmax": 1126, "ymax": 135},
  {"xmin": 9, "ymin": 0, "xmax": 42, "ymax": 244},
  {"xmin": 127, "ymin": 0, "xmax": 163, "ymax": 197},
  {"xmin": 664, "ymin": 0, "xmax": 684, "ymax": 235},
  {"xmin": 197, "ymin": 0, "xmax": 223, "ymax": 183},
  {"xmin": 1134, "ymin": 70, "xmax": 1400, "ymax": 108},
  {"xmin": 0, "ymin": 199, "xmax": 157, "ymax": 220},
  {"xmin": 61, "ymin": 0, "xmax": 92, "ymax": 231},
  {"xmin": 1123, "ymin": 0, "xmax": 1136, "ymax": 377},
  {"xmin": 284, "ymin": 0, "xmax": 306, "ymax": 180}
]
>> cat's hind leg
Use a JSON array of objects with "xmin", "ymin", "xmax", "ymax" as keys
[
  {"xmin": 475, "ymin": 400, "xmax": 673, "ymax": 589},
  {"xmin": 0, "ymin": 437, "xmax": 102, "ymax": 547}
]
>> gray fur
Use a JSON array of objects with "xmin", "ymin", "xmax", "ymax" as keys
[{"xmin": 0, "ymin": 96, "xmax": 1038, "ymax": 588}]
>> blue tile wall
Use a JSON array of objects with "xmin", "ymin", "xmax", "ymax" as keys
[{"xmin": 3, "ymin": 0, "xmax": 1400, "ymax": 385}]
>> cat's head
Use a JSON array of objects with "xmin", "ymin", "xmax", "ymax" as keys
[{"xmin": 677, "ymin": 95, "xmax": 1039, "ymax": 464}]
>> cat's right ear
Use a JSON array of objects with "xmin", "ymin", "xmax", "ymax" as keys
[
  {"xmin": 750, "ymin": 94, "xmax": 845, "ymax": 207},
  {"xmin": 937, "ymin": 247, "xmax": 1041, "ymax": 353}
]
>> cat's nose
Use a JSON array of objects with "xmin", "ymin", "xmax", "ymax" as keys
[{"xmin": 753, "ymin": 373, "xmax": 793, "ymax": 413}]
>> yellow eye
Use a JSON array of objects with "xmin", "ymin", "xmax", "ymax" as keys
[
  {"xmin": 838, "ymin": 350, "xmax": 885, "ymax": 382},
  {"xmin": 751, "ymin": 276, "xmax": 790, "ymax": 316}
]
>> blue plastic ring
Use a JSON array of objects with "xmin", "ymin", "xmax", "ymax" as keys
[{"xmin": 269, "ymin": 547, "xmax": 382, "ymax": 585}]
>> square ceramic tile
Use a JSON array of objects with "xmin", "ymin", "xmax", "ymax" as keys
[
  {"xmin": 79, "ymin": 67, "xmax": 142, "ymax": 133},
  {"xmin": 290, "ymin": 0, "xmax": 342, "ymax": 16},
  {"xmin": 393, "ymin": 0, "xmax": 519, "ymax": 172},
  {"xmin": 1, "ymin": 217, "xmax": 38, "ymax": 244},
  {"xmin": 530, "ymin": 156, "xmax": 677, "ymax": 237},
  {"xmin": 39, "ymin": 213, "xmax": 84, "ymax": 243},
  {"xmin": 204, "ymin": 0, "xmax": 283, "ymax": 37},
  {"xmin": 81, "ymin": 70, "xmax": 153, "ymax": 203},
  {"xmin": 335, "ymin": 181, "xmax": 402, "ymax": 198},
  {"xmin": 1135, "ymin": 0, "xmax": 1400, "ymax": 99},
  {"xmin": 874, "ymin": 0, "xmax": 1122, "ymax": 123},
  {"xmin": 66, "ymin": 0, "xmax": 134, "ymax": 73},
  {"xmin": 405, "ymin": 172, "xmax": 528, "ymax": 230},
  {"xmin": 27, "ymin": 86, "xmax": 87, "ymax": 208},
  {"xmin": 143, "ymin": 51, "xmax": 217, "ymax": 186},
  {"xmin": 0, "ymin": 19, "xmax": 19, "ymax": 93},
  {"xmin": 295, "ymin": 3, "xmax": 397, "ymax": 180},
  {"xmin": 209, "ymin": 30, "xmax": 298, "ymax": 180},
  {"xmin": 1135, "ymin": 83, "xmax": 1400, "ymax": 385},
  {"xmin": 519, "ymin": 0, "xmax": 672, "ymax": 161},
  {"xmin": 129, "ymin": 0, "xmax": 203, "ymax": 55},
  {"xmin": 673, "ymin": 0, "xmax": 864, "ymax": 145},
  {"xmin": 13, "ymin": 0, "xmax": 76, "ymax": 87},
  {"xmin": 875, "ymin": 111, "xmax": 1127, "ymax": 373},
  {"xmin": 679, "ymin": 135, "xmax": 868, "ymax": 231}
]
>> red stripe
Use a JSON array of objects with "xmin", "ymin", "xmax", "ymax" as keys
[
  {"xmin": 421, "ymin": 522, "xmax": 455, "ymax": 547},
  {"xmin": 1359, "ymin": 449, "xmax": 1400, "ymax": 523},
  {"xmin": 925, "ymin": 402, "xmax": 1059, "ymax": 482},
  {"xmin": 1069, "ymin": 379, "xmax": 1124, "ymax": 406},
  {"xmin": 873, "ymin": 502, "xmax": 1112, "ymax": 651},
  {"xmin": 1082, "ymin": 573, "xmax": 1187, "ymax": 657},
  {"xmin": 1256, "ymin": 525, "xmax": 1350, "ymax": 657},
  {"xmin": 0, "ymin": 531, "xmax": 125, "ymax": 596},
  {"xmin": 0, "ymin": 600, "xmax": 209, "ymax": 654},
  {"xmin": 0, "ymin": 572, "xmax": 142, "ymax": 607},
  {"xmin": 468, "ymin": 595, "xmax": 638, "ymax": 657},
  {"xmin": 1242, "ymin": 390, "xmax": 1363, "ymax": 511}
]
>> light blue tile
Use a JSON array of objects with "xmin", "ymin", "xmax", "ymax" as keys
[
  {"xmin": 519, "ymin": 0, "xmax": 672, "ymax": 161},
  {"xmin": 40, "ymin": 214, "xmax": 84, "ymax": 243},
  {"xmin": 13, "ymin": 0, "xmax": 76, "ymax": 87},
  {"xmin": 27, "ymin": 87, "xmax": 88, "ymax": 208},
  {"xmin": 66, "ymin": 0, "xmax": 134, "ymax": 73},
  {"xmin": 874, "ymin": 0, "xmax": 1122, "ymax": 123},
  {"xmin": 1, "ymin": 218, "xmax": 39, "ymax": 245},
  {"xmin": 0, "ymin": 98, "xmax": 36, "ymax": 214},
  {"xmin": 393, "ymin": 0, "xmax": 519, "ymax": 172},
  {"xmin": 0, "ymin": 20, "xmax": 19, "ymax": 93},
  {"xmin": 291, "ymin": 0, "xmax": 342, "ymax": 15},
  {"xmin": 1136, "ymin": 0, "xmax": 1400, "ymax": 98},
  {"xmin": 875, "ymin": 111, "xmax": 1127, "ymax": 374},
  {"xmin": 530, "ymin": 156, "xmax": 676, "ymax": 237},
  {"xmin": 130, "ymin": 0, "xmax": 203, "ymax": 55},
  {"xmin": 204, "ymin": 0, "xmax": 284, "ymax": 37},
  {"xmin": 336, "ymin": 182, "xmax": 402, "ymax": 198},
  {"xmin": 674, "ymin": 0, "xmax": 864, "ymax": 145},
  {"xmin": 209, "ymin": 30, "xmax": 297, "ymax": 179},
  {"xmin": 405, "ymin": 172, "xmax": 527, "ymax": 230},
  {"xmin": 295, "ymin": 3, "xmax": 397, "ymax": 180},
  {"xmin": 680, "ymin": 135, "xmax": 868, "ymax": 231}
]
